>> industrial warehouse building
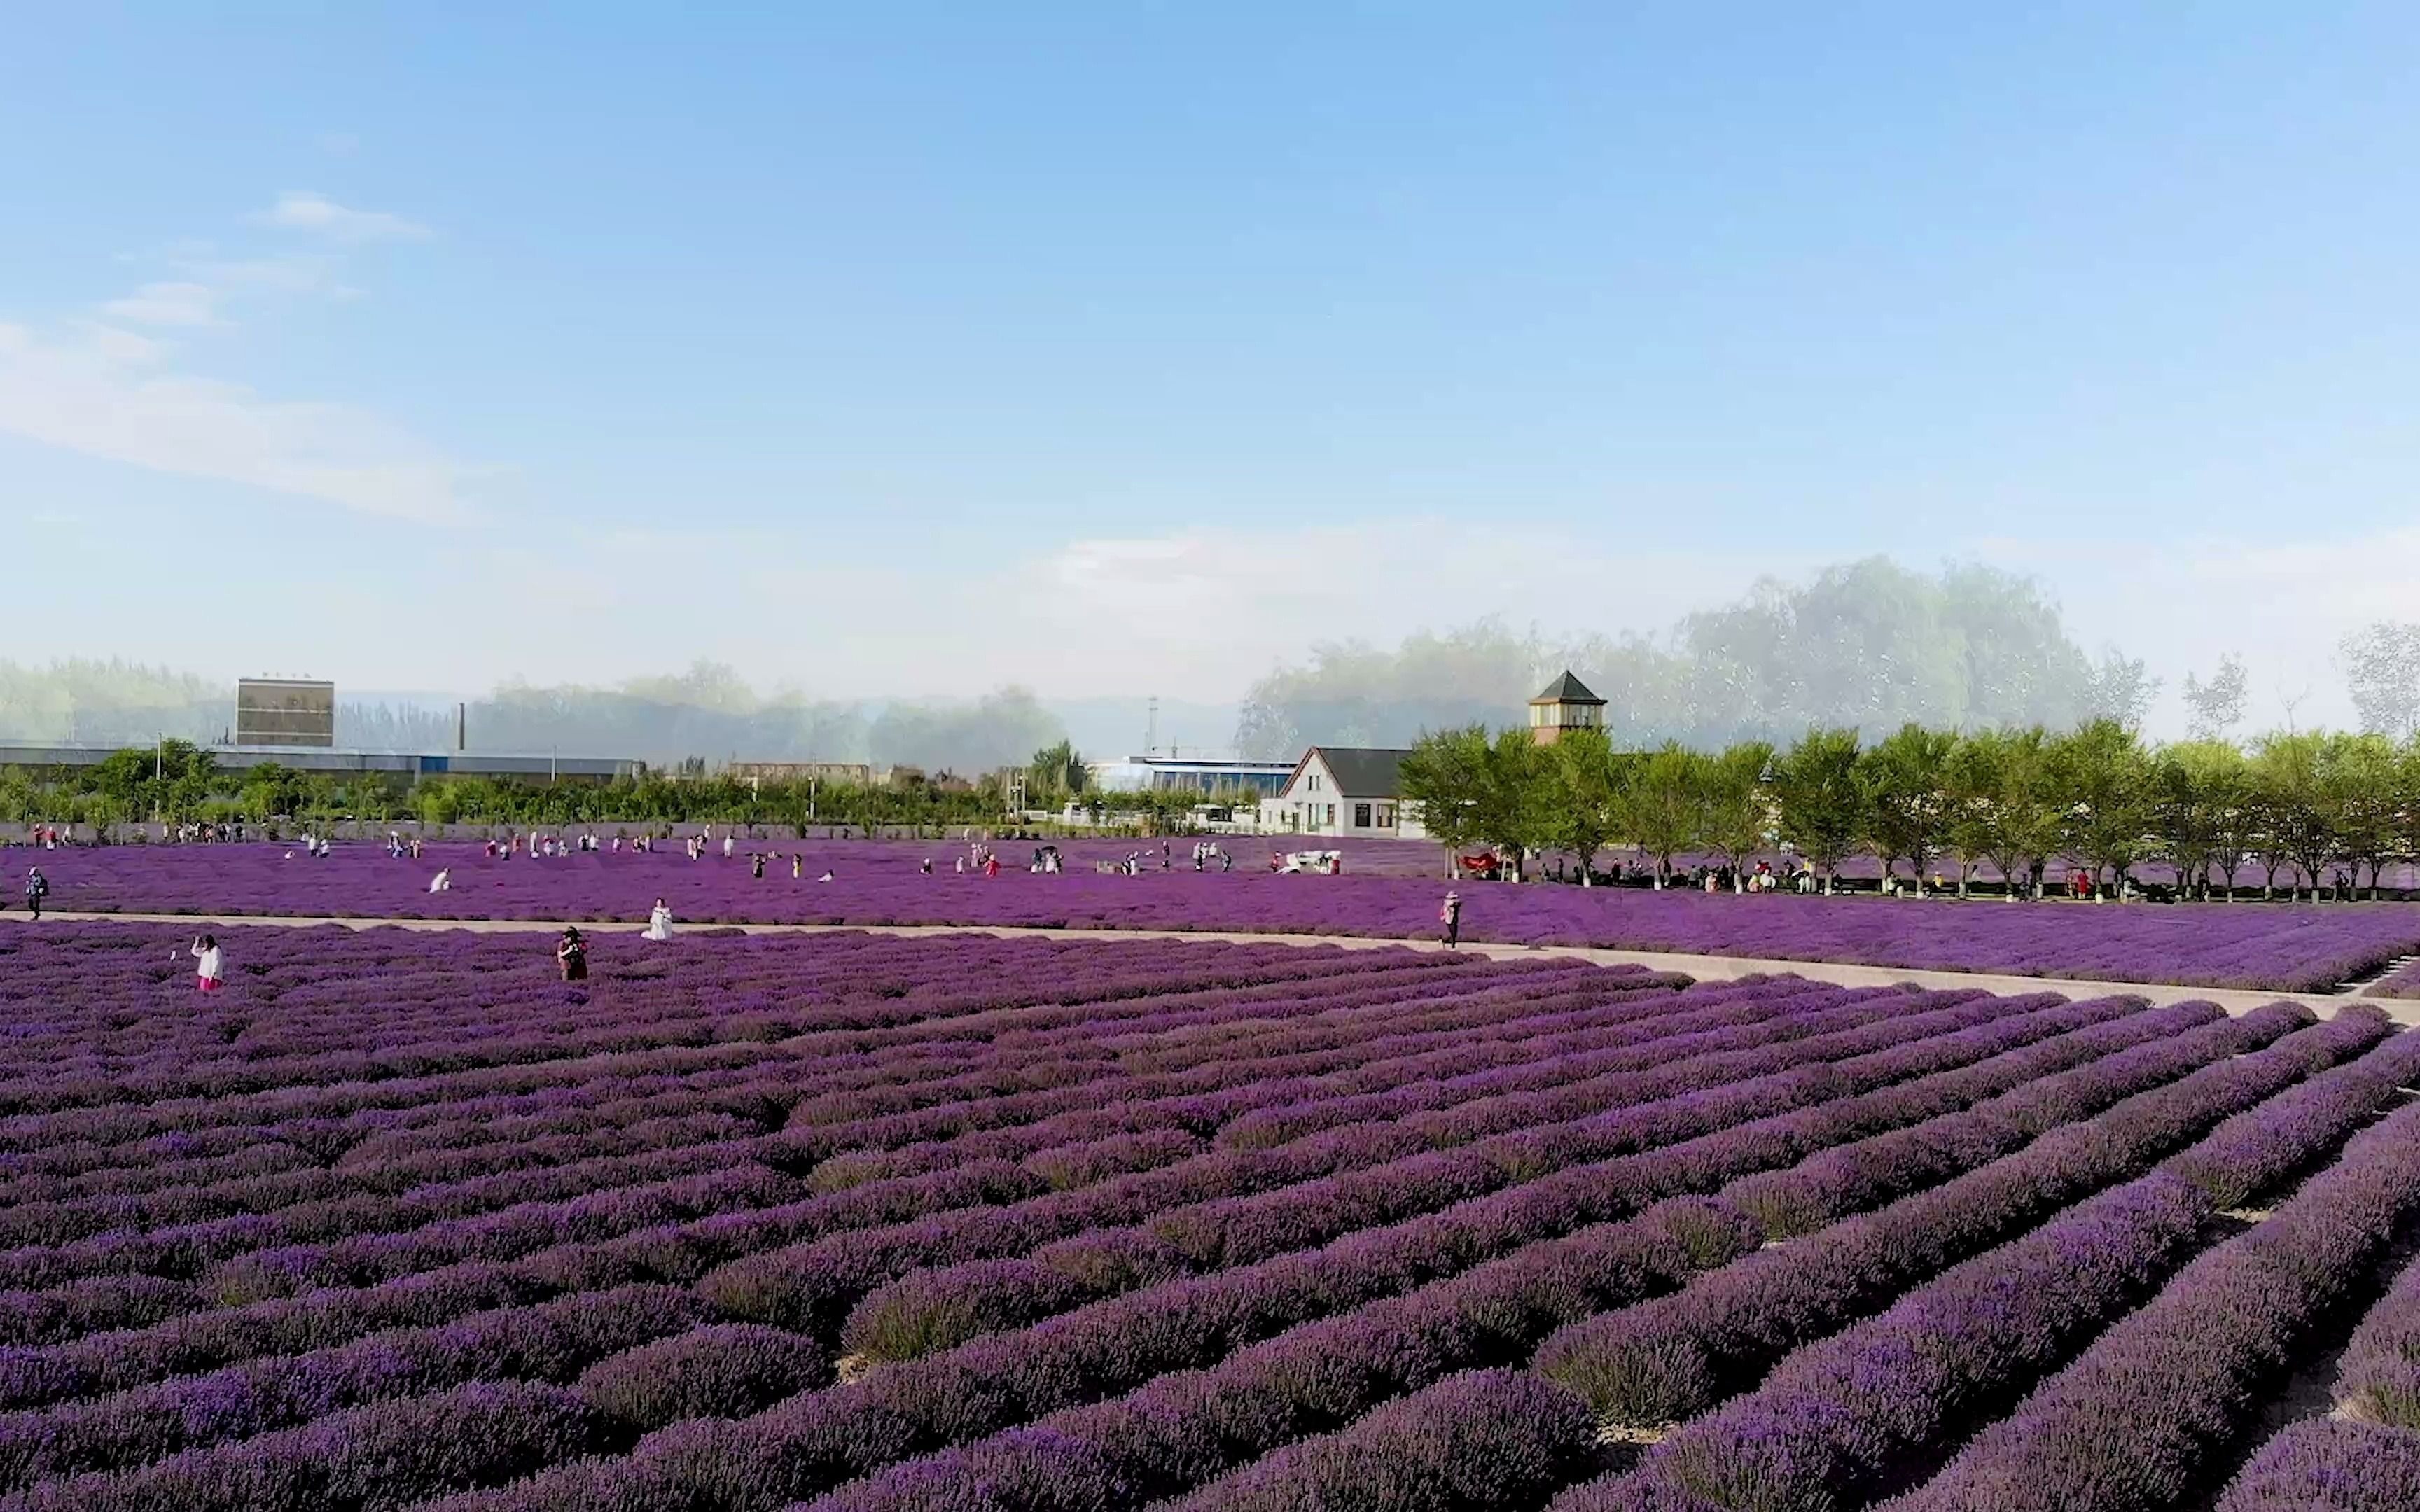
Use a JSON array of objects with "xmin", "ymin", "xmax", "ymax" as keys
[{"xmin": 1083, "ymin": 755, "xmax": 1295, "ymax": 798}]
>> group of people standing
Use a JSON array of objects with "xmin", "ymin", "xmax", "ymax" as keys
[
  {"xmin": 162, "ymin": 822, "xmax": 246, "ymax": 844},
  {"xmin": 482, "ymin": 832, "xmax": 604, "ymax": 859}
]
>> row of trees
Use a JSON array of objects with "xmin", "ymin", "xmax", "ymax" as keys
[
  {"xmin": 0, "ymin": 741, "xmax": 1233, "ymax": 841},
  {"xmin": 1397, "ymin": 721, "xmax": 2420, "ymax": 901}
]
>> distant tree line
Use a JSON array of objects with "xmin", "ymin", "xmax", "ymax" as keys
[
  {"xmin": 0, "ymin": 740, "xmax": 1243, "ymax": 841},
  {"xmin": 1239, "ymin": 561, "xmax": 2161, "ymax": 757},
  {"xmin": 0, "ymin": 659, "xmax": 1072, "ymax": 774},
  {"xmin": 1398, "ymin": 720, "xmax": 2420, "ymax": 902},
  {"xmin": 1239, "ymin": 559, "xmax": 2420, "ymax": 760}
]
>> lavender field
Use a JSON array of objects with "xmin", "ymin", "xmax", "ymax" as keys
[
  {"xmin": 1, "ymin": 921, "xmax": 2417, "ymax": 1511},
  {"xmin": 23, "ymin": 844, "xmax": 2420, "ymax": 992}
]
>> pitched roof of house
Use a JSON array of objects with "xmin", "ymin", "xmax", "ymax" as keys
[
  {"xmin": 1531, "ymin": 670, "xmax": 1605, "ymax": 705},
  {"xmin": 1288, "ymin": 746, "xmax": 1413, "ymax": 798}
]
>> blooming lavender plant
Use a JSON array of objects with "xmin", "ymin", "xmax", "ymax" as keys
[
  {"xmin": 1533, "ymin": 1007, "xmax": 2372, "ymax": 1427},
  {"xmin": 1886, "ymin": 1097, "xmax": 2420, "ymax": 1512},
  {"xmin": 2212, "ymin": 1419, "xmax": 2420, "ymax": 1511}
]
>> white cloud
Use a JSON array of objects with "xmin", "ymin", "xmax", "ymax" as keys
[
  {"xmin": 186, "ymin": 253, "xmax": 345, "ymax": 296},
  {"xmin": 67, "ymin": 321, "xmax": 173, "ymax": 365},
  {"xmin": 0, "ymin": 321, "xmax": 470, "ymax": 524},
  {"xmin": 99, "ymin": 281, "xmax": 222, "ymax": 327},
  {"xmin": 0, "ymin": 189, "xmax": 468, "ymax": 525},
  {"xmin": 258, "ymin": 191, "xmax": 431, "ymax": 243}
]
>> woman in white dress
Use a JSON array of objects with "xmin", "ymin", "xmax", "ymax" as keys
[{"xmin": 644, "ymin": 898, "xmax": 674, "ymax": 941}]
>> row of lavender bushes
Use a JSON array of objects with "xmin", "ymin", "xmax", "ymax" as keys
[
  {"xmin": 24, "ymin": 844, "xmax": 2420, "ymax": 991},
  {"xmin": 429, "ymin": 995, "xmax": 2272, "ymax": 1512}
]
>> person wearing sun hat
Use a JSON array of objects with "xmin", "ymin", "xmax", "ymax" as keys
[{"xmin": 556, "ymin": 926, "xmax": 590, "ymax": 981}]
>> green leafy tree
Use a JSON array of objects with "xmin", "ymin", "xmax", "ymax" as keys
[
  {"xmin": 2199, "ymin": 742, "xmax": 2260, "ymax": 901},
  {"xmin": 1473, "ymin": 729, "xmax": 1552, "ymax": 880},
  {"xmin": 2050, "ymin": 719, "xmax": 2154, "ymax": 899},
  {"xmin": 1619, "ymin": 742, "xmax": 1706, "ymax": 889},
  {"xmin": 1027, "ymin": 740, "xmax": 1087, "ymax": 802},
  {"xmin": 1982, "ymin": 726, "xmax": 2064, "ymax": 899},
  {"xmin": 0, "ymin": 771, "xmax": 36, "ymax": 830},
  {"xmin": 2250, "ymin": 732, "xmax": 2332, "ymax": 901},
  {"xmin": 85, "ymin": 748, "xmax": 155, "ymax": 819},
  {"xmin": 1398, "ymin": 725, "xmax": 1494, "ymax": 877},
  {"xmin": 1543, "ymin": 727, "xmax": 1620, "ymax": 882},
  {"xmin": 1944, "ymin": 728, "xmax": 2059, "ymax": 899},
  {"xmin": 1699, "ymin": 741, "xmax": 1774, "ymax": 892},
  {"xmin": 1858, "ymin": 724, "xmax": 1957, "ymax": 895},
  {"xmin": 1942, "ymin": 731, "xmax": 2005, "ymax": 897},
  {"xmin": 2150, "ymin": 740, "xmax": 2246, "ymax": 902},
  {"xmin": 2323, "ymin": 732, "xmax": 2400, "ymax": 897},
  {"xmin": 1771, "ymin": 728, "xmax": 1864, "ymax": 892}
]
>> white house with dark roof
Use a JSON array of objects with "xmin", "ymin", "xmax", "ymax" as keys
[{"xmin": 1263, "ymin": 746, "xmax": 1429, "ymax": 839}]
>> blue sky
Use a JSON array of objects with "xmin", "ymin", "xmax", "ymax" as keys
[{"xmin": 5, "ymin": 3, "xmax": 2416, "ymax": 729}]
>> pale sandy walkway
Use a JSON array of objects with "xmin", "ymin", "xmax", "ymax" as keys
[{"xmin": 20, "ymin": 909, "xmax": 2412, "ymax": 1024}]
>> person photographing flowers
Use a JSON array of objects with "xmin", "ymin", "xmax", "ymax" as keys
[{"xmin": 556, "ymin": 927, "xmax": 589, "ymax": 981}]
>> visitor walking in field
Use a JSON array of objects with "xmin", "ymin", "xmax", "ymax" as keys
[
  {"xmin": 556, "ymin": 927, "xmax": 589, "ymax": 981},
  {"xmin": 644, "ymin": 898, "xmax": 674, "ymax": 941},
  {"xmin": 23, "ymin": 867, "xmax": 48, "ymax": 919},
  {"xmin": 1440, "ymin": 890, "xmax": 1462, "ymax": 950},
  {"xmin": 429, "ymin": 868, "xmax": 451, "ymax": 893},
  {"xmin": 190, "ymin": 934, "xmax": 224, "ymax": 993}
]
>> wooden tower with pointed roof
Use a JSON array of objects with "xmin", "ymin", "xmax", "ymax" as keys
[{"xmin": 1528, "ymin": 670, "xmax": 1606, "ymax": 746}]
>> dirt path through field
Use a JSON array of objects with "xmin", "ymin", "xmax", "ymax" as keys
[{"xmin": 15, "ymin": 909, "xmax": 2409, "ymax": 1024}]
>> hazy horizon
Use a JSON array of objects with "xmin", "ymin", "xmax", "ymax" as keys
[{"xmin": 8, "ymin": 550, "xmax": 2408, "ymax": 766}]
